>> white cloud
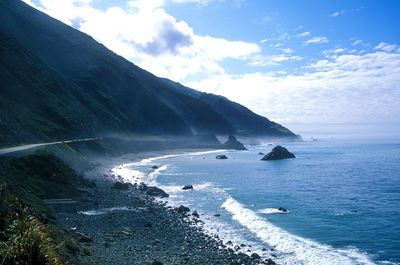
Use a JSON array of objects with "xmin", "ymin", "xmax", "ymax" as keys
[
  {"xmin": 331, "ymin": 9, "xmax": 346, "ymax": 17},
  {"xmin": 296, "ymin": 31, "xmax": 311, "ymax": 38},
  {"xmin": 294, "ymin": 25, "xmax": 303, "ymax": 31},
  {"xmin": 352, "ymin": 39, "xmax": 362, "ymax": 46},
  {"xmin": 331, "ymin": 11, "xmax": 339, "ymax": 17},
  {"xmin": 23, "ymin": 0, "xmax": 259, "ymax": 81},
  {"xmin": 374, "ymin": 42, "xmax": 397, "ymax": 52},
  {"xmin": 304, "ymin": 36, "xmax": 328, "ymax": 45},
  {"xmin": 281, "ymin": 48, "xmax": 293, "ymax": 54},
  {"xmin": 262, "ymin": 16, "xmax": 272, "ymax": 22},
  {"xmin": 171, "ymin": 0, "xmax": 214, "ymax": 5},
  {"xmin": 186, "ymin": 50, "xmax": 400, "ymax": 125},
  {"xmin": 128, "ymin": 0, "xmax": 164, "ymax": 11},
  {"xmin": 322, "ymin": 48, "xmax": 347, "ymax": 55},
  {"xmin": 171, "ymin": 0, "xmax": 245, "ymax": 6}
]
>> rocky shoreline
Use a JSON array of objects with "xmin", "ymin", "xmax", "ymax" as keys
[{"xmin": 57, "ymin": 167, "xmax": 276, "ymax": 264}]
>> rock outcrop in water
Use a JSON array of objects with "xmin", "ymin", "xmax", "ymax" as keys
[
  {"xmin": 278, "ymin": 207, "xmax": 288, "ymax": 213},
  {"xmin": 261, "ymin": 146, "xmax": 295, "ymax": 160},
  {"xmin": 222, "ymin": 135, "xmax": 247, "ymax": 150},
  {"xmin": 216, "ymin": 155, "xmax": 228, "ymax": 159},
  {"xmin": 182, "ymin": 185, "xmax": 194, "ymax": 190}
]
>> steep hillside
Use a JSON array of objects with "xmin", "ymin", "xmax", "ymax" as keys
[
  {"xmin": 0, "ymin": 0, "xmax": 298, "ymax": 147},
  {"xmin": 162, "ymin": 79, "xmax": 295, "ymax": 136}
]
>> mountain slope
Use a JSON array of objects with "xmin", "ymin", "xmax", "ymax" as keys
[
  {"xmin": 0, "ymin": 0, "xmax": 297, "ymax": 147},
  {"xmin": 162, "ymin": 79, "xmax": 295, "ymax": 136}
]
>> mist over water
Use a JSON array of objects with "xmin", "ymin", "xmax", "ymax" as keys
[{"xmin": 284, "ymin": 122, "xmax": 400, "ymax": 142}]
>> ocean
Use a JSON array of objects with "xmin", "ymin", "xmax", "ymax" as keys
[{"xmin": 113, "ymin": 139, "xmax": 400, "ymax": 264}]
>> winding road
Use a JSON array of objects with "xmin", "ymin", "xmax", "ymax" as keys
[{"xmin": 0, "ymin": 138, "xmax": 102, "ymax": 156}]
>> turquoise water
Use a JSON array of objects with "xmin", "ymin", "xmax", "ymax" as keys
[{"xmin": 115, "ymin": 140, "xmax": 400, "ymax": 264}]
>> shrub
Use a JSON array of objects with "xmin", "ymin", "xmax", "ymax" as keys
[{"xmin": 0, "ymin": 213, "xmax": 65, "ymax": 265}]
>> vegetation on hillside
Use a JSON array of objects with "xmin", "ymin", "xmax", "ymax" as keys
[{"xmin": 0, "ymin": 154, "xmax": 91, "ymax": 264}]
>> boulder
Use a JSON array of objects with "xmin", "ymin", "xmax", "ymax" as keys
[
  {"xmin": 261, "ymin": 145, "xmax": 295, "ymax": 161},
  {"xmin": 177, "ymin": 205, "xmax": 190, "ymax": 214},
  {"xmin": 192, "ymin": 211, "xmax": 200, "ymax": 218},
  {"xmin": 146, "ymin": 186, "xmax": 169, "ymax": 198},
  {"xmin": 278, "ymin": 207, "xmax": 288, "ymax": 213},
  {"xmin": 251, "ymin": 253, "xmax": 261, "ymax": 260},
  {"xmin": 216, "ymin": 155, "xmax": 228, "ymax": 159},
  {"xmin": 258, "ymin": 152, "xmax": 264, "ymax": 155},
  {"xmin": 151, "ymin": 165, "xmax": 159, "ymax": 169},
  {"xmin": 222, "ymin": 134, "xmax": 247, "ymax": 150},
  {"xmin": 182, "ymin": 185, "xmax": 193, "ymax": 190},
  {"xmin": 138, "ymin": 183, "xmax": 169, "ymax": 198}
]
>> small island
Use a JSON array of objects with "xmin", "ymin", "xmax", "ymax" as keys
[{"xmin": 261, "ymin": 146, "xmax": 295, "ymax": 161}]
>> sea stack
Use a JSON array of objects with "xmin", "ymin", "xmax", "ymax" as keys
[
  {"xmin": 222, "ymin": 134, "xmax": 247, "ymax": 150},
  {"xmin": 261, "ymin": 145, "xmax": 295, "ymax": 160}
]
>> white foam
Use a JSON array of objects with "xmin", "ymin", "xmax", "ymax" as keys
[
  {"xmin": 111, "ymin": 165, "xmax": 146, "ymax": 183},
  {"xmin": 148, "ymin": 165, "xmax": 168, "ymax": 183},
  {"xmin": 139, "ymin": 149, "xmax": 226, "ymax": 165},
  {"xmin": 222, "ymin": 197, "xmax": 375, "ymax": 265},
  {"xmin": 258, "ymin": 208, "xmax": 290, "ymax": 214}
]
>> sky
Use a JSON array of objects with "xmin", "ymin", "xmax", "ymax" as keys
[{"xmin": 22, "ymin": 0, "xmax": 400, "ymax": 138}]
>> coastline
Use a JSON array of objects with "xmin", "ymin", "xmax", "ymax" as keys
[{"xmin": 57, "ymin": 148, "xmax": 276, "ymax": 265}]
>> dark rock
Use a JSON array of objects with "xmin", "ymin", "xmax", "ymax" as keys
[
  {"xmin": 182, "ymin": 185, "xmax": 193, "ymax": 190},
  {"xmin": 258, "ymin": 152, "xmax": 264, "ymax": 155},
  {"xmin": 177, "ymin": 205, "xmax": 190, "ymax": 214},
  {"xmin": 222, "ymin": 134, "xmax": 247, "ymax": 150},
  {"xmin": 251, "ymin": 253, "xmax": 261, "ymax": 260},
  {"xmin": 151, "ymin": 260, "xmax": 163, "ymax": 265},
  {"xmin": 112, "ymin": 181, "xmax": 130, "ymax": 190},
  {"xmin": 266, "ymin": 258, "xmax": 276, "ymax": 265},
  {"xmin": 192, "ymin": 211, "xmax": 200, "ymax": 218},
  {"xmin": 278, "ymin": 207, "xmax": 288, "ymax": 212},
  {"xmin": 261, "ymin": 145, "xmax": 295, "ymax": 161},
  {"xmin": 214, "ymin": 214, "xmax": 221, "ymax": 217},
  {"xmin": 234, "ymin": 245, "xmax": 241, "ymax": 251},
  {"xmin": 151, "ymin": 166, "xmax": 159, "ymax": 169},
  {"xmin": 146, "ymin": 187, "xmax": 169, "ymax": 198},
  {"xmin": 216, "ymin": 155, "xmax": 228, "ymax": 160},
  {"xmin": 138, "ymin": 183, "xmax": 169, "ymax": 198},
  {"xmin": 144, "ymin": 222, "xmax": 152, "ymax": 228}
]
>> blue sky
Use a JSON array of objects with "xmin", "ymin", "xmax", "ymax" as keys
[{"xmin": 23, "ymin": 0, "xmax": 400, "ymax": 138}]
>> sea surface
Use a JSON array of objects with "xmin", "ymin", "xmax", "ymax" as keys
[{"xmin": 113, "ymin": 139, "xmax": 400, "ymax": 264}]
